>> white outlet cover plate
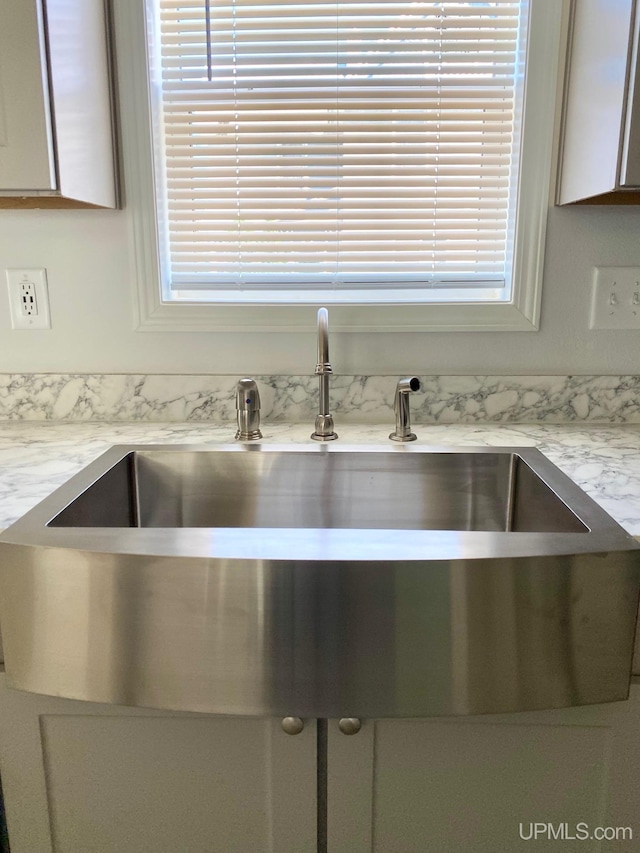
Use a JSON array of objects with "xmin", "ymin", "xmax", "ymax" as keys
[
  {"xmin": 590, "ymin": 266, "xmax": 640, "ymax": 330},
  {"xmin": 6, "ymin": 268, "xmax": 51, "ymax": 329}
]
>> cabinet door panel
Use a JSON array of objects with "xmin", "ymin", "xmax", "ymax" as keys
[
  {"xmin": 328, "ymin": 684, "xmax": 640, "ymax": 853},
  {"xmin": 0, "ymin": 677, "xmax": 316, "ymax": 853},
  {"xmin": 0, "ymin": 0, "xmax": 55, "ymax": 191},
  {"xmin": 621, "ymin": 7, "xmax": 640, "ymax": 187}
]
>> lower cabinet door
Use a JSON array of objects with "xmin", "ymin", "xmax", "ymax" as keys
[
  {"xmin": 327, "ymin": 681, "xmax": 640, "ymax": 853},
  {"xmin": 0, "ymin": 675, "xmax": 317, "ymax": 853}
]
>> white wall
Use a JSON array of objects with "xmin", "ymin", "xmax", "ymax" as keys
[{"xmin": 1, "ymin": 201, "xmax": 640, "ymax": 375}]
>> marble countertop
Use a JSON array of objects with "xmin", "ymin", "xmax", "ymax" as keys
[{"xmin": 1, "ymin": 420, "xmax": 640, "ymax": 534}]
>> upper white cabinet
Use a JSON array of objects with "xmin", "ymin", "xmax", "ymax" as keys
[
  {"xmin": 558, "ymin": 0, "xmax": 640, "ymax": 204},
  {"xmin": 0, "ymin": 0, "xmax": 117, "ymax": 209}
]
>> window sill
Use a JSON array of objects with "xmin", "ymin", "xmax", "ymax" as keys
[{"xmin": 134, "ymin": 297, "xmax": 540, "ymax": 333}]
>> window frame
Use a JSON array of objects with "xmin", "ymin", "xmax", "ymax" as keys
[{"xmin": 113, "ymin": 0, "xmax": 567, "ymax": 334}]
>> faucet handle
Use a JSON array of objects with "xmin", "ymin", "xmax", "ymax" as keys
[
  {"xmin": 389, "ymin": 377, "xmax": 421, "ymax": 442},
  {"xmin": 235, "ymin": 378, "xmax": 262, "ymax": 441}
]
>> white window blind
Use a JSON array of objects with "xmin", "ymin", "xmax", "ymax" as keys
[{"xmin": 150, "ymin": 0, "xmax": 528, "ymax": 299}]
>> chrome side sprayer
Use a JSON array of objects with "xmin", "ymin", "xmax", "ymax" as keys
[{"xmin": 389, "ymin": 377, "xmax": 421, "ymax": 442}]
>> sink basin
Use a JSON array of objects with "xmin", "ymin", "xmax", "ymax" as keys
[
  {"xmin": 0, "ymin": 443, "xmax": 638, "ymax": 718},
  {"xmin": 47, "ymin": 447, "xmax": 588, "ymax": 533}
]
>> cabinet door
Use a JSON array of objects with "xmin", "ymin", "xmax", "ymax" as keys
[
  {"xmin": 0, "ymin": 0, "xmax": 55, "ymax": 191},
  {"xmin": 0, "ymin": 675, "xmax": 316, "ymax": 853},
  {"xmin": 328, "ymin": 682, "xmax": 640, "ymax": 853},
  {"xmin": 618, "ymin": 0, "xmax": 640, "ymax": 187}
]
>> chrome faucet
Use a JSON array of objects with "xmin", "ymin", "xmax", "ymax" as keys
[
  {"xmin": 235, "ymin": 378, "xmax": 262, "ymax": 441},
  {"xmin": 311, "ymin": 307, "xmax": 338, "ymax": 441},
  {"xmin": 389, "ymin": 377, "xmax": 421, "ymax": 442}
]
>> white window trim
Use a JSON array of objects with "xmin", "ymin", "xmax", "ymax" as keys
[{"xmin": 113, "ymin": 0, "xmax": 567, "ymax": 334}]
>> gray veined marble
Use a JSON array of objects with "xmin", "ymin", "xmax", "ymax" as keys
[{"xmin": 1, "ymin": 374, "xmax": 640, "ymax": 424}]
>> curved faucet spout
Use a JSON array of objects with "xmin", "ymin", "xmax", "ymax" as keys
[{"xmin": 316, "ymin": 306, "xmax": 330, "ymax": 370}]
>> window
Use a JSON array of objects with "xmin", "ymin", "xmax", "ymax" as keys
[{"xmin": 116, "ymin": 0, "xmax": 564, "ymax": 330}]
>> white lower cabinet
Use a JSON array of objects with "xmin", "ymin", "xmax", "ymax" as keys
[
  {"xmin": 1, "ymin": 674, "xmax": 639, "ymax": 853},
  {"xmin": 328, "ymin": 682, "xmax": 640, "ymax": 853},
  {"xmin": 0, "ymin": 674, "xmax": 317, "ymax": 853}
]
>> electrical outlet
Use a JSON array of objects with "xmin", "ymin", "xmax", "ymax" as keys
[
  {"xmin": 20, "ymin": 281, "xmax": 37, "ymax": 316},
  {"xmin": 6, "ymin": 269, "xmax": 51, "ymax": 329},
  {"xmin": 590, "ymin": 267, "xmax": 640, "ymax": 329}
]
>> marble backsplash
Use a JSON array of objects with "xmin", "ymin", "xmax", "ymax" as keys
[{"xmin": 1, "ymin": 374, "xmax": 640, "ymax": 423}]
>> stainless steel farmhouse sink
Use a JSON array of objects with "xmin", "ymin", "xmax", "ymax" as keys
[{"xmin": 0, "ymin": 444, "xmax": 638, "ymax": 718}]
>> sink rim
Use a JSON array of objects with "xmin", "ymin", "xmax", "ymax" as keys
[{"xmin": 0, "ymin": 443, "xmax": 636, "ymax": 562}]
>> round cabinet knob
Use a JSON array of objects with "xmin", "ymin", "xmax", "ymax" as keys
[
  {"xmin": 281, "ymin": 717, "xmax": 304, "ymax": 735},
  {"xmin": 338, "ymin": 717, "xmax": 361, "ymax": 735}
]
